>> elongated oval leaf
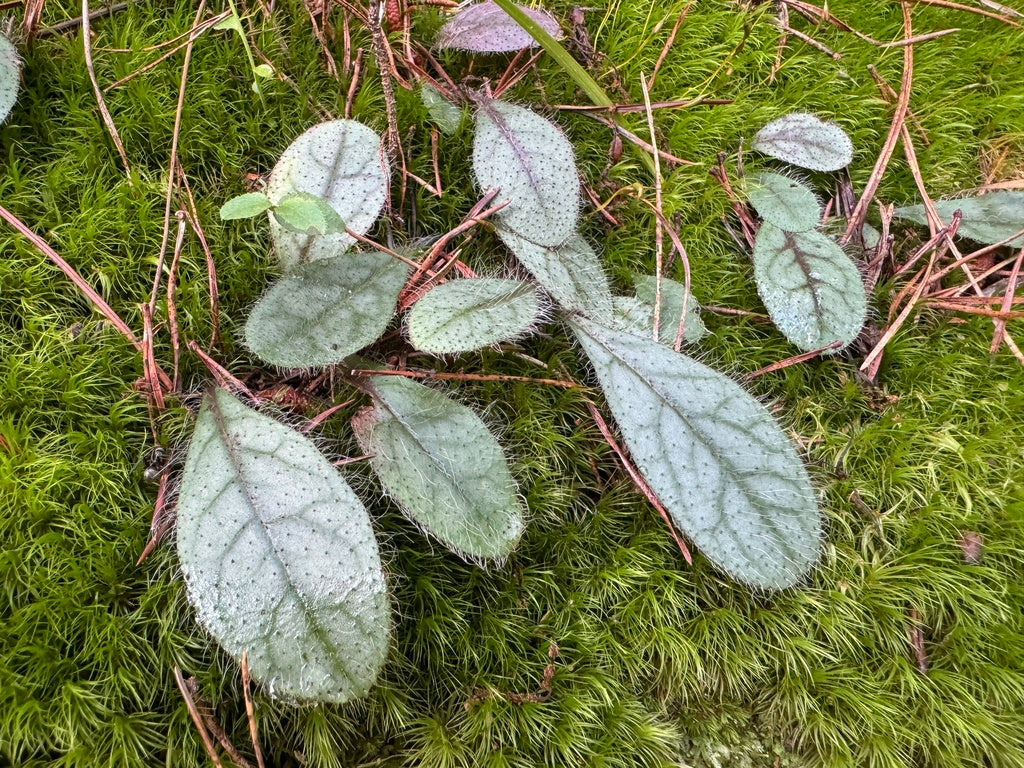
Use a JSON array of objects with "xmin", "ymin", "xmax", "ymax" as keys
[
  {"xmin": 176, "ymin": 388, "xmax": 391, "ymax": 703},
  {"xmin": 570, "ymin": 317, "xmax": 821, "ymax": 589},
  {"xmin": 273, "ymin": 192, "xmax": 347, "ymax": 235},
  {"xmin": 436, "ymin": 0, "xmax": 563, "ymax": 52},
  {"xmin": 894, "ymin": 191, "xmax": 1024, "ymax": 247},
  {"xmin": 746, "ymin": 171, "xmax": 820, "ymax": 232},
  {"xmin": 352, "ymin": 375, "xmax": 525, "ymax": 559},
  {"xmin": 752, "ymin": 113, "xmax": 853, "ymax": 172},
  {"xmin": 633, "ymin": 274, "xmax": 707, "ymax": 344},
  {"xmin": 497, "ymin": 227, "xmax": 613, "ymax": 320},
  {"xmin": 0, "ymin": 34, "xmax": 20, "ymax": 125},
  {"xmin": 267, "ymin": 120, "xmax": 389, "ymax": 269},
  {"xmin": 245, "ymin": 252, "xmax": 408, "ymax": 368},
  {"xmin": 407, "ymin": 278, "xmax": 540, "ymax": 354},
  {"xmin": 753, "ymin": 224, "xmax": 867, "ymax": 352},
  {"xmin": 220, "ymin": 192, "xmax": 272, "ymax": 220},
  {"xmin": 474, "ymin": 99, "xmax": 579, "ymax": 246}
]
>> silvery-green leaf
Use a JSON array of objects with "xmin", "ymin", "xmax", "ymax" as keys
[
  {"xmin": 267, "ymin": 120, "xmax": 389, "ymax": 269},
  {"xmin": 894, "ymin": 191, "xmax": 1024, "ymax": 247},
  {"xmin": 352, "ymin": 375, "xmax": 525, "ymax": 560},
  {"xmin": 176, "ymin": 388, "xmax": 391, "ymax": 703},
  {"xmin": 219, "ymin": 192, "xmax": 272, "ymax": 220},
  {"xmin": 752, "ymin": 113, "xmax": 853, "ymax": 172},
  {"xmin": 570, "ymin": 317, "xmax": 821, "ymax": 590},
  {"xmin": 421, "ymin": 84, "xmax": 463, "ymax": 134},
  {"xmin": 406, "ymin": 278, "xmax": 540, "ymax": 354},
  {"xmin": 245, "ymin": 252, "xmax": 408, "ymax": 368},
  {"xmin": 273, "ymin": 192, "xmax": 347, "ymax": 236},
  {"xmin": 474, "ymin": 99, "xmax": 579, "ymax": 246},
  {"xmin": 612, "ymin": 296, "xmax": 654, "ymax": 336},
  {"xmin": 0, "ymin": 33, "xmax": 21, "ymax": 125},
  {"xmin": 862, "ymin": 222, "xmax": 881, "ymax": 250},
  {"xmin": 497, "ymin": 228, "xmax": 613, "ymax": 320},
  {"xmin": 746, "ymin": 171, "xmax": 820, "ymax": 232},
  {"xmin": 633, "ymin": 274, "xmax": 707, "ymax": 344},
  {"xmin": 752, "ymin": 224, "xmax": 866, "ymax": 353},
  {"xmin": 436, "ymin": 0, "xmax": 563, "ymax": 52}
]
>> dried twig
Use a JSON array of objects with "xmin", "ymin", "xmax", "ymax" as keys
[{"xmin": 82, "ymin": 0, "xmax": 133, "ymax": 180}]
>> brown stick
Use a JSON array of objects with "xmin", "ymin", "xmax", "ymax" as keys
[
  {"xmin": 173, "ymin": 669, "xmax": 225, "ymax": 768},
  {"xmin": 82, "ymin": 0, "xmax": 133, "ymax": 180},
  {"xmin": 349, "ymin": 368, "xmax": 584, "ymax": 389},
  {"xmin": 241, "ymin": 652, "xmax": 267, "ymax": 768},
  {"xmin": 741, "ymin": 341, "xmax": 843, "ymax": 381}
]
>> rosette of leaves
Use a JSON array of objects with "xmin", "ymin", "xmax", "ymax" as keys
[{"xmin": 742, "ymin": 117, "xmax": 867, "ymax": 352}]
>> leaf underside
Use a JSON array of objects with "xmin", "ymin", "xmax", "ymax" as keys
[
  {"xmin": 266, "ymin": 120, "xmax": 389, "ymax": 269},
  {"xmin": 894, "ymin": 191, "xmax": 1024, "ymax": 247},
  {"xmin": 497, "ymin": 227, "xmax": 613, "ymax": 320},
  {"xmin": 406, "ymin": 277, "xmax": 540, "ymax": 354},
  {"xmin": 176, "ymin": 388, "xmax": 391, "ymax": 704},
  {"xmin": 752, "ymin": 113, "xmax": 853, "ymax": 172},
  {"xmin": 747, "ymin": 171, "xmax": 821, "ymax": 233},
  {"xmin": 245, "ymin": 251, "xmax": 408, "ymax": 368},
  {"xmin": 752, "ymin": 224, "xmax": 867, "ymax": 352},
  {"xmin": 473, "ymin": 99, "xmax": 580, "ymax": 247},
  {"xmin": 570, "ymin": 317, "xmax": 822, "ymax": 590},
  {"xmin": 436, "ymin": 0, "xmax": 563, "ymax": 53},
  {"xmin": 0, "ymin": 33, "xmax": 19, "ymax": 125},
  {"xmin": 353, "ymin": 375, "xmax": 525, "ymax": 560}
]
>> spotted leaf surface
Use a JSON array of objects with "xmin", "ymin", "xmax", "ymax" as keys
[
  {"xmin": 753, "ymin": 224, "xmax": 866, "ymax": 352},
  {"xmin": 633, "ymin": 274, "xmax": 707, "ymax": 345},
  {"xmin": 753, "ymin": 113, "xmax": 853, "ymax": 172},
  {"xmin": 0, "ymin": 34, "xmax": 19, "ymax": 125},
  {"xmin": 267, "ymin": 120, "xmax": 389, "ymax": 269},
  {"xmin": 474, "ymin": 99, "xmax": 579, "ymax": 246},
  {"xmin": 498, "ymin": 228, "xmax": 612, "ymax": 320},
  {"xmin": 747, "ymin": 171, "xmax": 820, "ymax": 232},
  {"xmin": 407, "ymin": 278, "xmax": 540, "ymax": 354},
  {"xmin": 353, "ymin": 375, "xmax": 525, "ymax": 560},
  {"xmin": 176, "ymin": 388, "xmax": 391, "ymax": 703},
  {"xmin": 894, "ymin": 191, "xmax": 1024, "ymax": 247},
  {"xmin": 245, "ymin": 252, "xmax": 408, "ymax": 368},
  {"xmin": 571, "ymin": 317, "xmax": 821, "ymax": 589},
  {"xmin": 436, "ymin": 1, "xmax": 563, "ymax": 53}
]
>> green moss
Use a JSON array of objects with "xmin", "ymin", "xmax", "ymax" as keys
[{"xmin": 1, "ymin": 0, "xmax": 1023, "ymax": 766}]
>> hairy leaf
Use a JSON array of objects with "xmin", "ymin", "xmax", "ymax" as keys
[
  {"xmin": 746, "ymin": 171, "xmax": 820, "ymax": 232},
  {"xmin": 474, "ymin": 99, "xmax": 579, "ymax": 246},
  {"xmin": 436, "ymin": 0, "xmax": 562, "ymax": 52},
  {"xmin": 245, "ymin": 252, "xmax": 408, "ymax": 368},
  {"xmin": 633, "ymin": 274, "xmax": 707, "ymax": 344},
  {"xmin": 0, "ymin": 33, "xmax": 20, "ymax": 125},
  {"xmin": 407, "ymin": 278, "xmax": 540, "ymax": 354},
  {"xmin": 176, "ymin": 388, "xmax": 391, "ymax": 703},
  {"xmin": 894, "ymin": 191, "xmax": 1024, "ymax": 247},
  {"xmin": 352, "ymin": 375, "xmax": 525, "ymax": 559},
  {"xmin": 497, "ymin": 228, "xmax": 613, "ymax": 320},
  {"xmin": 752, "ymin": 224, "xmax": 866, "ymax": 352},
  {"xmin": 421, "ymin": 84, "xmax": 463, "ymax": 134},
  {"xmin": 220, "ymin": 192, "xmax": 272, "ymax": 220},
  {"xmin": 753, "ymin": 113, "xmax": 853, "ymax": 172},
  {"xmin": 267, "ymin": 120, "xmax": 389, "ymax": 269},
  {"xmin": 570, "ymin": 317, "xmax": 821, "ymax": 589},
  {"xmin": 273, "ymin": 192, "xmax": 347, "ymax": 235}
]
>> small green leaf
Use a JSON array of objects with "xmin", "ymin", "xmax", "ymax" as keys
[
  {"xmin": 273, "ymin": 192, "xmax": 347, "ymax": 235},
  {"xmin": 176, "ymin": 388, "xmax": 391, "ymax": 703},
  {"xmin": 746, "ymin": 171, "xmax": 820, "ymax": 232},
  {"xmin": 0, "ymin": 33, "xmax": 21, "ymax": 125},
  {"xmin": 497, "ymin": 228, "xmax": 613, "ymax": 320},
  {"xmin": 474, "ymin": 99, "xmax": 579, "ymax": 247},
  {"xmin": 752, "ymin": 224, "xmax": 867, "ymax": 352},
  {"xmin": 894, "ymin": 191, "xmax": 1024, "ymax": 247},
  {"xmin": 406, "ymin": 278, "xmax": 540, "ymax": 354},
  {"xmin": 352, "ymin": 375, "xmax": 525, "ymax": 560},
  {"xmin": 245, "ymin": 252, "xmax": 408, "ymax": 368},
  {"xmin": 753, "ymin": 113, "xmax": 853, "ymax": 172},
  {"xmin": 219, "ymin": 192, "xmax": 272, "ymax": 221},
  {"xmin": 421, "ymin": 84, "xmax": 463, "ymax": 135},
  {"xmin": 633, "ymin": 274, "xmax": 707, "ymax": 345},
  {"xmin": 252, "ymin": 63, "xmax": 274, "ymax": 79},
  {"xmin": 267, "ymin": 120, "xmax": 389, "ymax": 268},
  {"xmin": 213, "ymin": 12, "xmax": 244, "ymax": 33},
  {"xmin": 570, "ymin": 317, "xmax": 822, "ymax": 590}
]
